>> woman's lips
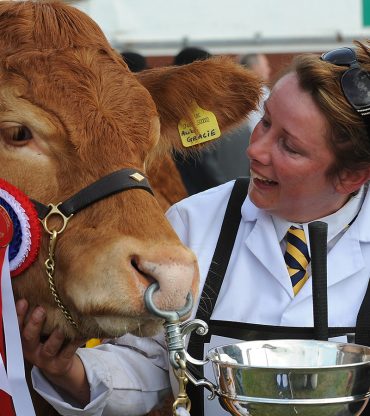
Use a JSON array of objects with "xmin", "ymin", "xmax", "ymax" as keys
[{"xmin": 250, "ymin": 170, "xmax": 278, "ymax": 186}]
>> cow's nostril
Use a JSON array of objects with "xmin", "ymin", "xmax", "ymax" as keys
[
  {"xmin": 131, "ymin": 257, "xmax": 156, "ymax": 285},
  {"xmin": 131, "ymin": 257, "xmax": 139, "ymax": 271}
]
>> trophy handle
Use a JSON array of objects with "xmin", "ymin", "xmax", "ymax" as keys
[
  {"xmin": 180, "ymin": 319, "xmax": 209, "ymax": 366},
  {"xmin": 179, "ymin": 319, "xmax": 218, "ymax": 398},
  {"xmin": 184, "ymin": 367, "xmax": 217, "ymax": 400}
]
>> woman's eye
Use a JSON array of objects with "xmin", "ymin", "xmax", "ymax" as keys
[
  {"xmin": 281, "ymin": 139, "xmax": 299, "ymax": 155},
  {"xmin": 1, "ymin": 126, "xmax": 33, "ymax": 145},
  {"xmin": 260, "ymin": 117, "xmax": 270, "ymax": 129}
]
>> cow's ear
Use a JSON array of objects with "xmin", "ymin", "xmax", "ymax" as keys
[{"xmin": 136, "ymin": 56, "xmax": 262, "ymax": 155}]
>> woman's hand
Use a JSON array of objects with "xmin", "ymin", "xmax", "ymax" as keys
[{"xmin": 16, "ymin": 299, "xmax": 90, "ymax": 406}]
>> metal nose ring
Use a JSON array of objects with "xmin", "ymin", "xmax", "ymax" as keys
[{"xmin": 144, "ymin": 282, "xmax": 193, "ymax": 322}]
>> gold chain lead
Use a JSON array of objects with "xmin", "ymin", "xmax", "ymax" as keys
[{"xmin": 45, "ymin": 230, "xmax": 78, "ymax": 329}]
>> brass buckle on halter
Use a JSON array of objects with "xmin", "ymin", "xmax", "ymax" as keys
[{"xmin": 41, "ymin": 203, "xmax": 73, "ymax": 235}]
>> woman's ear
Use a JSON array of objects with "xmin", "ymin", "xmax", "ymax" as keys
[{"xmin": 336, "ymin": 167, "xmax": 370, "ymax": 194}]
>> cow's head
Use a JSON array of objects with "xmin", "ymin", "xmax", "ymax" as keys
[{"xmin": 0, "ymin": 1, "xmax": 261, "ymax": 339}]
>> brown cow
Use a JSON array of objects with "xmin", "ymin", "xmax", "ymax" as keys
[{"xmin": 0, "ymin": 1, "xmax": 261, "ymax": 414}]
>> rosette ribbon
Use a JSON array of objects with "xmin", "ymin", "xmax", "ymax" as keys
[{"xmin": 0, "ymin": 179, "xmax": 41, "ymax": 416}]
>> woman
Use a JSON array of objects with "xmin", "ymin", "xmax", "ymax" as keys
[{"xmin": 17, "ymin": 41, "xmax": 370, "ymax": 416}]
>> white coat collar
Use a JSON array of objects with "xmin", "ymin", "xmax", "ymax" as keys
[
  {"xmin": 240, "ymin": 185, "xmax": 370, "ymax": 301},
  {"xmin": 242, "ymin": 186, "xmax": 366, "ymax": 244},
  {"xmin": 241, "ymin": 198, "xmax": 294, "ymax": 296}
]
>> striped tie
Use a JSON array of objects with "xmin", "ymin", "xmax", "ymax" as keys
[{"xmin": 284, "ymin": 226, "xmax": 310, "ymax": 295}]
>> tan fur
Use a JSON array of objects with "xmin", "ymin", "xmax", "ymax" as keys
[{"xmin": 0, "ymin": 1, "xmax": 261, "ymax": 414}]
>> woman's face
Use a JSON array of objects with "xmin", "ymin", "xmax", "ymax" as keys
[{"xmin": 247, "ymin": 72, "xmax": 349, "ymax": 223}]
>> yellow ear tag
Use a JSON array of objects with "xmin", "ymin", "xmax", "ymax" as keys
[{"xmin": 178, "ymin": 103, "xmax": 221, "ymax": 147}]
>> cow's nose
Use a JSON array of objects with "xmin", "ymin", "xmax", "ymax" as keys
[{"xmin": 131, "ymin": 247, "xmax": 198, "ymax": 312}]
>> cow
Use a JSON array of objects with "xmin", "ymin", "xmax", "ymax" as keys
[{"xmin": 0, "ymin": 1, "xmax": 262, "ymax": 414}]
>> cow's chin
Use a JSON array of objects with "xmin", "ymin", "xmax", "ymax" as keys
[{"xmin": 38, "ymin": 306, "xmax": 164, "ymax": 340}]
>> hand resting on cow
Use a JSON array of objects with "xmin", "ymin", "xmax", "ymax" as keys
[{"xmin": 17, "ymin": 300, "xmax": 90, "ymax": 407}]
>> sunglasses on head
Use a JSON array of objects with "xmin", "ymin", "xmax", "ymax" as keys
[{"xmin": 321, "ymin": 47, "xmax": 370, "ymax": 118}]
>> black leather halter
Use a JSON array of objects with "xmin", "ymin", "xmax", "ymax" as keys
[{"xmin": 32, "ymin": 168, "xmax": 153, "ymax": 221}]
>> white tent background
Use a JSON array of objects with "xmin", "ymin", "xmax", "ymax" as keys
[{"xmin": 71, "ymin": 0, "xmax": 370, "ymax": 55}]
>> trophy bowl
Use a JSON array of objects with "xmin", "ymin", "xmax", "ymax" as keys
[{"xmin": 206, "ymin": 339, "xmax": 370, "ymax": 416}]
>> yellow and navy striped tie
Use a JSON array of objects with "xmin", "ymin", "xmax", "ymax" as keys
[{"xmin": 284, "ymin": 226, "xmax": 310, "ymax": 295}]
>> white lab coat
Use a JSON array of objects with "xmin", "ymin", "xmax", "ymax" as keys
[
  {"xmin": 166, "ymin": 180, "xmax": 370, "ymax": 414},
  {"xmin": 32, "ymin": 180, "xmax": 370, "ymax": 416}
]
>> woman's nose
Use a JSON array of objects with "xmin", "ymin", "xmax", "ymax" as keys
[{"xmin": 247, "ymin": 127, "xmax": 271, "ymax": 165}]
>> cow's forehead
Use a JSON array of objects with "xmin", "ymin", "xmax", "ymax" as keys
[
  {"xmin": 0, "ymin": 1, "xmax": 159, "ymax": 145},
  {"xmin": 1, "ymin": 47, "xmax": 157, "ymax": 119},
  {"xmin": 0, "ymin": 49, "xmax": 159, "ymax": 165}
]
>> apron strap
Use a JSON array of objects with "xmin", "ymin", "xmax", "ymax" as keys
[
  {"xmin": 191, "ymin": 177, "xmax": 250, "ymax": 327},
  {"xmin": 187, "ymin": 177, "xmax": 249, "ymax": 416}
]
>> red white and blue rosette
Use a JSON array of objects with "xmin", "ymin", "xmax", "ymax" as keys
[
  {"xmin": 0, "ymin": 178, "xmax": 38, "ymax": 415},
  {"xmin": 0, "ymin": 178, "xmax": 41, "ymax": 276}
]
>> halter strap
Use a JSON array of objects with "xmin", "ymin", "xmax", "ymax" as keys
[{"xmin": 31, "ymin": 168, "xmax": 153, "ymax": 219}]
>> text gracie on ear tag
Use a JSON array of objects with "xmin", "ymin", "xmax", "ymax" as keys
[{"xmin": 178, "ymin": 103, "xmax": 221, "ymax": 147}]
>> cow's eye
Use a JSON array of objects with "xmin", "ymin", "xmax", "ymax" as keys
[{"xmin": 1, "ymin": 126, "xmax": 33, "ymax": 146}]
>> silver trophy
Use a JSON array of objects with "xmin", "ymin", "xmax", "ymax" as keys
[
  {"xmin": 205, "ymin": 338, "xmax": 370, "ymax": 415},
  {"xmin": 144, "ymin": 222, "xmax": 370, "ymax": 415}
]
